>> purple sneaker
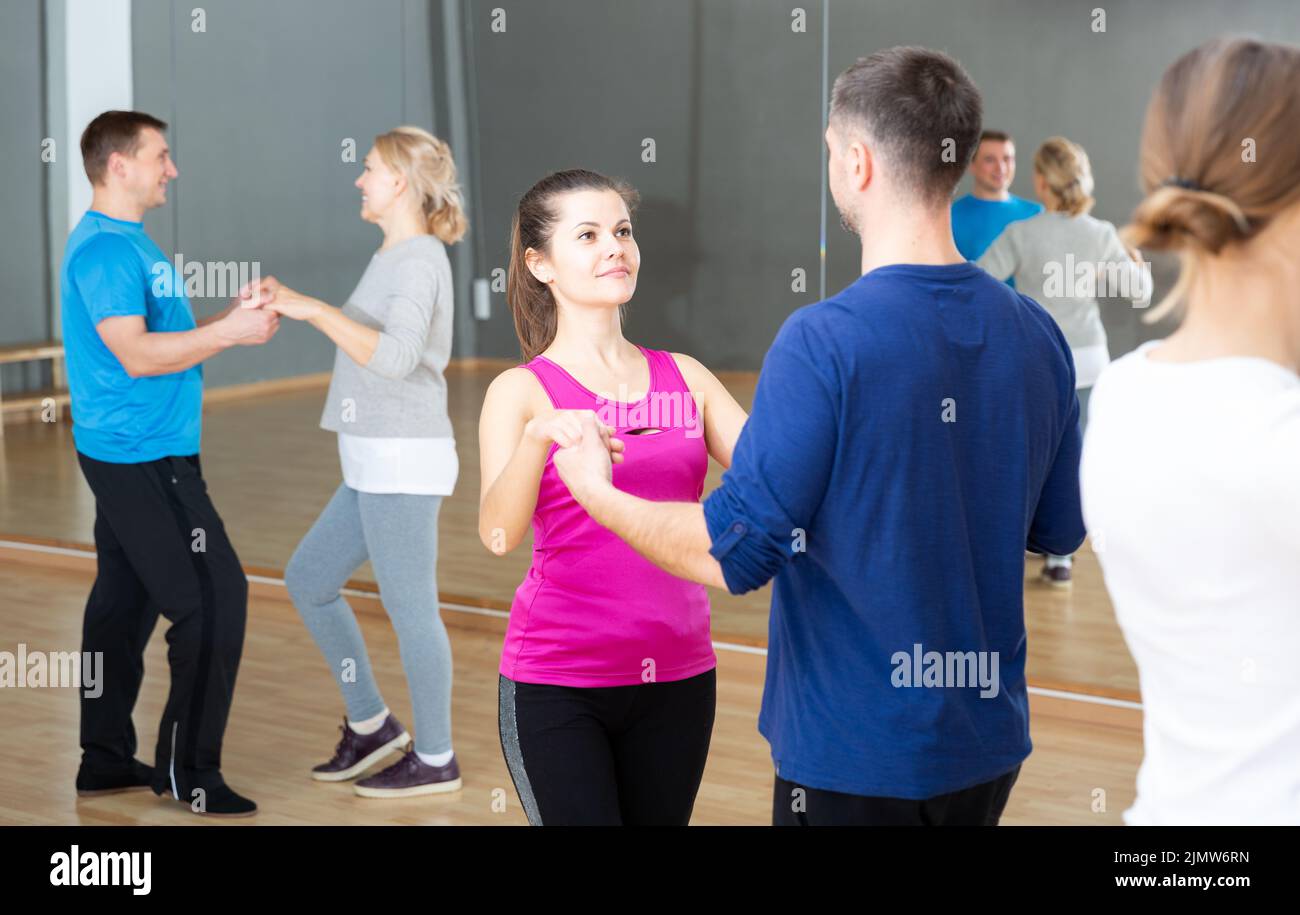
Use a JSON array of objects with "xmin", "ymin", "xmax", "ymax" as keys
[
  {"xmin": 1040, "ymin": 563, "xmax": 1073, "ymax": 589},
  {"xmin": 311, "ymin": 715, "xmax": 411, "ymax": 782},
  {"xmin": 354, "ymin": 748, "xmax": 462, "ymax": 798}
]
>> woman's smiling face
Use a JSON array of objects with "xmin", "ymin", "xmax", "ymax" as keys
[
  {"xmin": 355, "ymin": 147, "xmax": 405, "ymax": 224},
  {"xmin": 527, "ymin": 189, "xmax": 639, "ymax": 308}
]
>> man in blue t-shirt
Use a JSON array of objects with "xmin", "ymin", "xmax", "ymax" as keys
[
  {"xmin": 550, "ymin": 48, "xmax": 1084, "ymax": 825},
  {"xmin": 63, "ymin": 110, "xmax": 279, "ymax": 816},
  {"xmin": 950, "ymin": 130, "xmax": 1043, "ymax": 263}
]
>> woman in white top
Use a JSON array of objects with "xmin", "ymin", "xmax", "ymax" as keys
[
  {"xmin": 979, "ymin": 136, "xmax": 1149, "ymax": 587},
  {"xmin": 252, "ymin": 127, "xmax": 468, "ymax": 797},
  {"xmin": 1080, "ymin": 36, "xmax": 1300, "ymax": 824}
]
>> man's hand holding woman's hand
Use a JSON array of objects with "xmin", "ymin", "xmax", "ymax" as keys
[
  {"xmin": 526, "ymin": 409, "xmax": 625, "ymax": 459},
  {"xmin": 548, "ymin": 411, "xmax": 626, "ymax": 505},
  {"xmin": 206, "ymin": 281, "xmax": 276, "ymax": 346}
]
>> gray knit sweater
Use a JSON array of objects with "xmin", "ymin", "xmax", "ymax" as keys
[
  {"xmin": 319, "ymin": 235, "xmax": 454, "ymax": 438},
  {"xmin": 977, "ymin": 210, "xmax": 1148, "ymax": 351},
  {"xmin": 977, "ymin": 210, "xmax": 1149, "ymax": 350}
]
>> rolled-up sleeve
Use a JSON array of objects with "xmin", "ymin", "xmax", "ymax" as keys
[
  {"xmin": 701, "ymin": 310, "xmax": 839, "ymax": 594},
  {"xmin": 366, "ymin": 258, "xmax": 437, "ymax": 380}
]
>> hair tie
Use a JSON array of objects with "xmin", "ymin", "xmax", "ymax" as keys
[{"xmin": 1157, "ymin": 176, "xmax": 1252, "ymax": 235}]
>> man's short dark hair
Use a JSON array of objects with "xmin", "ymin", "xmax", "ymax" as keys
[
  {"xmin": 80, "ymin": 110, "xmax": 168, "ymax": 186},
  {"xmin": 978, "ymin": 130, "xmax": 1013, "ymax": 146},
  {"xmin": 829, "ymin": 46, "xmax": 983, "ymax": 205}
]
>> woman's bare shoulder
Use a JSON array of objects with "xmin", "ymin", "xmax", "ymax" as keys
[{"xmin": 484, "ymin": 365, "xmax": 550, "ymax": 416}]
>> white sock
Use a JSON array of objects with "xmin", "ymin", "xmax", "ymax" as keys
[
  {"xmin": 1045, "ymin": 555, "xmax": 1073, "ymax": 570},
  {"xmin": 349, "ymin": 708, "xmax": 390, "ymax": 735},
  {"xmin": 417, "ymin": 749, "xmax": 454, "ymax": 767}
]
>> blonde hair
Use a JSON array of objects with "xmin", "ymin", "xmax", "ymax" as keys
[
  {"xmin": 372, "ymin": 126, "xmax": 468, "ymax": 244},
  {"xmin": 1122, "ymin": 36, "xmax": 1300, "ymax": 323},
  {"xmin": 1034, "ymin": 136, "xmax": 1095, "ymax": 217}
]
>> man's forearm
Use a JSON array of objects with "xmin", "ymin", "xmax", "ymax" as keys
[
  {"xmin": 579, "ymin": 484, "xmax": 727, "ymax": 589},
  {"xmin": 130, "ymin": 323, "xmax": 228, "ymax": 376},
  {"xmin": 195, "ymin": 302, "xmax": 235, "ymax": 328}
]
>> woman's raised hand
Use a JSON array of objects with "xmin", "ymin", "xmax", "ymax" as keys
[{"xmin": 525, "ymin": 409, "xmax": 625, "ymax": 463}]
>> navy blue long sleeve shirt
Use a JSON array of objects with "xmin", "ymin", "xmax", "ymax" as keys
[{"xmin": 702, "ymin": 261, "xmax": 1085, "ymax": 799}]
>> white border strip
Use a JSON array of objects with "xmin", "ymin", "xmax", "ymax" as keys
[
  {"xmin": 3, "ymin": 539, "xmax": 1140, "ymax": 709},
  {"xmin": 0, "ymin": 540, "xmax": 97, "ymax": 559},
  {"xmin": 64, "ymin": 0, "xmax": 133, "ymax": 232},
  {"xmin": 1026, "ymin": 685, "xmax": 1143, "ymax": 710}
]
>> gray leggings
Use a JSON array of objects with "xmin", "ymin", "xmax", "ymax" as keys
[{"xmin": 284, "ymin": 483, "xmax": 453, "ymax": 755}]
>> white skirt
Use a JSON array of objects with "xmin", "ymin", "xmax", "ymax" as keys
[
  {"xmin": 337, "ymin": 434, "xmax": 458, "ymax": 495},
  {"xmin": 1072, "ymin": 343, "xmax": 1110, "ymax": 390}
]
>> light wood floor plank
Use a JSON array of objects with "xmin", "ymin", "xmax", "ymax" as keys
[
  {"xmin": 0, "ymin": 558, "xmax": 1138, "ymax": 825},
  {"xmin": 0, "ymin": 367, "xmax": 1139, "ymax": 700}
]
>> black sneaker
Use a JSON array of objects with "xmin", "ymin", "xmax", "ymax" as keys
[
  {"xmin": 311, "ymin": 714, "xmax": 411, "ymax": 782},
  {"xmin": 76, "ymin": 758, "xmax": 155, "ymax": 797},
  {"xmin": 153, "ymin": 776, "xmax": 258, "ymax": 817}
]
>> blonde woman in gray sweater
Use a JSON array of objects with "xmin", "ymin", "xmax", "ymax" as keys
[
  {"xmin": 252, "ymin": 127, "xmax": 467, "ymax": 796},
  {"xmin": 979, "ymin": 136, "xmax": 1150, "ymax": 588}
]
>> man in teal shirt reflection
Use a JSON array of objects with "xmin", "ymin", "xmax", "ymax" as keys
[{"xmin": 951, "ymin": 130, "xmax": 1042, "ymax": 264}]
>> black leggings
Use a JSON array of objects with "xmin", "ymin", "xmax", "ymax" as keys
[{"xmin": 498, "ymin": 668, "xmax": 716, "ymax": 825}]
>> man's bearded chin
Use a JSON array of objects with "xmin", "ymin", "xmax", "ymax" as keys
[{"xmin": 838, "ymin": 205, "xmax": 860, "ymax": 237}]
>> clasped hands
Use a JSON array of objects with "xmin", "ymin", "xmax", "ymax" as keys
[
  {"xmin": 535, "ymin": 409, "xmax": 626, "ymax": 503},
  {"xmin": 235, "ymin": 275, "xmax": 321, "ymax": 321},
  {"xmin": 209, "ymin": 274, "xmax": 319, "ymax": 347}
]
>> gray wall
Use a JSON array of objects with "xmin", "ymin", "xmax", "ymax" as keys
[
  {"xmin": 0, "ymin": 1, "xmax": 51, "ymax": 393},
  {"xmin": 9, "ymin": 0, "xmax": 1298, "ymax": 387},
  {"xmin": 825, "ymin": 0, "xmax": 1300, "ymax": 363},
  {"xmin": 130, "ymin": 0, "xmax": 445, "ymax": 386},
  {"xmin": 466, "ymin": 0, "xmax": 1300, "ymax": 367},
  {"xmin": 467, "ymin": 0, "xmax": 823, "ymax": 368}
]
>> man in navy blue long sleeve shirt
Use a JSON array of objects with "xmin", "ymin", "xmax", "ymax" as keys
[
  {"xmin": 554, "ymin": 46, "xmax": 1085, "ymax": 824},
  {"xmin": 699, "ymin": 260, "xmax": 1082, "ymax": 801}
]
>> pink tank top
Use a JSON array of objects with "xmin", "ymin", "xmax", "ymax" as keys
[{"xmin": 499, "ymin": 345, "xmax": 717, "ymax": 687}]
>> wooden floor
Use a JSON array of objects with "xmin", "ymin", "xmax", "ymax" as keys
[
  {"xmin": 0, "ymin": 556, "xmax": 1139, "ymax": 825},
  {"xmin": 0, "ymin": 365, "xmax": 1146, "ymax": 825},
  {"xmin": 0, "ymin": 365, "xmax": 1139, "ymax": 700}
]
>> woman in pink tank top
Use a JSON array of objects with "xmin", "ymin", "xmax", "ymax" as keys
[{"xmin": 479, "ymin": 170, "xmax": 748, "ymax": 825}]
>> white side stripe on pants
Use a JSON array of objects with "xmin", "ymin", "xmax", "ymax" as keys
[{"xmin": 497, "ymin": 676, "xmax": 542, "ymax": 826}]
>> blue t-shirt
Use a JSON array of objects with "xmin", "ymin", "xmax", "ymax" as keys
[
  {"xmin": 61, "ymin": 210, "xmax": 203, "ymax": 463},
  {"xmin": 702, "ymin": 262, "xmax": 1085, "ymax": 799},
  {"xmin": 951, "ymin": 193, "xmax": 1043, "ymax": 262}
]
